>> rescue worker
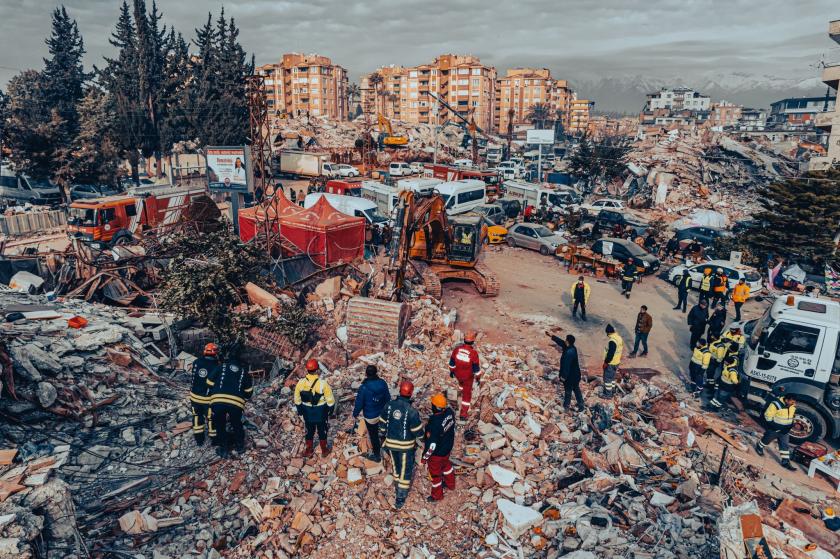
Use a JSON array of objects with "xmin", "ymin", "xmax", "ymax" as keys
[
  {"xmin": 294, "ymin": 359, "xmax": 336, "ymax": 458},
  {"xmin": 569, "ymin": 275, "xmax": 591, "ymax": 321},
  {"xmin": 754, "ymin": 389, "xmax": 797, "ymax": 470},
  {"xmin": 689, "ymin": 338, "xmax": 711, "ymax": 395},
  {"xmin": 731, "ymin": 278, "xmax": 750, "ymax": 321},
  {"xmin": 709, "ymin": 355, "xmax": 739, "ymax": 412},
  {"xmin": 207, "ymin": 346, "xmax": 253, "ymax": 458},
  {"xmin": 721, "ymin": 325, "xmax": 746, "ymax": 352},
  {"xmin": 711, "ymin": 268, "xmax": 728, "ymax": 307},
  {"xmin": 698, "ymin": 267, "xmax": 713, "ymax": 302},
  {"xmin": 189, "ymin": 343, "xmax": 221, "ymax": 446},
  {"xmin": 449, "ymin": 330, "xmax": 482, "ymax": 421},
  {"xmin": 687, "ymin": 299, "xmax": 709, "ymax": 350},
  {"xmin": 705, "ymin": 335, "xmax": 729, "ymax": 392},
  {"xmin": 379, "ymin": 380, "xmax": 424, "ymax": 509},
  {"xmin": 422, "ymin": 393, "xmax": 456, "ymax": 502},
  {"xmin": 546, "ymin": 331, "xmax": 585, "ymax": 412},
  {"xmin": 602, "ymin": 324, "xmax": 623, "ymax": 397},
  {"xmin": 673, "ymin": 268, "xmax": 692, "ymax": 313},
  {"xmin": 350, "ymin": 364, "xmax": 391, "ymax": 462},
  {"xmin": 620, "ymin": 259, "xmax": 637, "ymax": 299},
  {"xmin": 707, "ymin": 303, "xmax": 727, "ymax": 341}
]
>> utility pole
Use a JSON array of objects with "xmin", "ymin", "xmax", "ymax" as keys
[{"xmin": 433, "ymin": 99, "xmax": 439, "ymax": 164}]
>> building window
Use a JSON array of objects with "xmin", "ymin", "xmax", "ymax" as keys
[
  {"xmin": 472, "ymin": 79, "xmax": 479, "ymax": 87},
  {"xmin": 409, "ymin": 70, "xmax": 418, "ymax": 78},
  {"xmin": 472, "ymin": 68, "xmax": 481, "ymax": 75},
  {"xmin": 458, "ymin": 68, "xmax": 469, "ymax": 75}
]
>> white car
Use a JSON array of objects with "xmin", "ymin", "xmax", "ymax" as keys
[
  {"xmin": 389, "ymin": 162, "xmax": 413, "ymax": 176},
  {"xmin": 580, "ymin": 198, "xmax": 624, "ymax": 213},
  {"xmin": 453, "ymin": 158, "xmax": 473, "ymax": 168},
  {"xmin": 409, "ymin": 162, "xmax": 425, "ymax": 174},
  {"xmin": 334, "ymin": 164, "xmax": 360, "ymax": 177},
  {"xmin": 667, "ymin": 259, "xmax": 763, "ymax": 297}
]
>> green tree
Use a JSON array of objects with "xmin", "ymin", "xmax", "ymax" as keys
[
  {"xmin": 746, "ymin": 170, "xmax": 840, "ymax": 266},
  {"xmin": 158, "ymin": 29, "xmax": 193, "ymax": 170},
  {"xmin": 70, "ymin": 87, "xmax": 121, "ymax": 186},
  {"xmin": 346, "ymin": 82, "xmax": 360, "ymax": 120},
  {"xmin": 568, "ymin": 134, "xmax": 598, "ymax": 183},
  {"xmin": 526, "ymin": 102, "xmax": 550, "ymax": 129}
]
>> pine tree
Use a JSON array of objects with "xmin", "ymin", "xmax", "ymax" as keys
[
  {"xmin": 4, "ymin": 70, "xmax": 59, "ymax": 180},
  {"xmin": 568, "ymin": 135, "xmax": 598, "ymax": 185},
  {"xmin": 746, "ymin": 170, "xmax": 840, "ymax": 266},
  {"xmin": 158, "ymin": 30, "xmax": 193, "ymax": 169},
  {"xmin": 71, "ymin": 87, "xmax": 121, "ymax": 185},
  {"xmin": 42, "ymin": 6, "xmax": 86, "ymax": 138}
]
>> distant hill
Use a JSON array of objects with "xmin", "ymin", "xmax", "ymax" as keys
[{"xmin": 574, "ymin": 73, "xmax": 828, "ymax": 114}]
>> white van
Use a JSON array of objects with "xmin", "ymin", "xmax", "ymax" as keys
[
  {"xmin": 360, "ymin": 181, "xmax": 399, "ymax": 218},
  {"xmin": 503, "ymin": 180, "xmax": 580, "ymax": 211},
  {"xmin": 304, "ymin": 193, "xmax": 388, "ymax": 225},
  {"xmin": 389, "ymin": 162, "xmax": 413, "ymax": 177},
  {"xmin": 436, "ymin": 179, "xmax": 486, "ymax": 215},
  {"xmin": 396, "ymin": 177, "xmax": 442, "ymax": 196}
]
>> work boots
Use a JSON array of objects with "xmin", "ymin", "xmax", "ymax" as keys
[
  {"xmin": 781, "ymin": 459, "xmax": 797, "ymax": 471},
  {"xmin": 319, "ymin": 440, "xmax": 331, "ymax": 457},
  {"xmin": 754, "ymin": 442, "xmax": 765, "ymax": 456},
  {"xmin": 364, "ymin": 452, "xmax": 381, "ymax": 462},
  {"xmin": 395, "ymin": 488, "xmax": 408, "ymax": 509},
  {"xmin": 302, "ymin": 439, "xmax": 314, "ymax": 458}
]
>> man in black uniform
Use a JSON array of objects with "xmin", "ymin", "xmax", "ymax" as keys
[
  {"xmin": 422, "ymin": 393, "xmax": 456, "ymax": 502},
  {"xmin": 379, "ymin": 380, "xmax": 424, "ymax": 509},
  {"xmin": 189, "ymin": 343, "xmax": 221, "ymax": 446},
  {"xmin": 620, "ymin": 258, "xmax": 638, "ymax": 299},
  {"xmin": 673, "ymin": 268, "xmax": 692, "ymax": 313},
  {"xmin": 207, "ymin": 346, "xmax": 253, "ymax": 458}
]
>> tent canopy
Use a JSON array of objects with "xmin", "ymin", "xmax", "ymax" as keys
[
  {"xmin": 238, "ymin": 191, "xmax": 303, "ymax": 243},
  {"xmin": 278, "ymin": 196, "xmax": 365, "ymax": 267}
]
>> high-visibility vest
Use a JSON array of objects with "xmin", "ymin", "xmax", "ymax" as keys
[
  {"xmin": 709, "ymin": 339, "xmax": 728, "ymax": 362},
  {"xmin": 732, "ymin": 284, "xmax": 750, "ymax": 303},
  {"xmin": 603, "ymin": 333, "xmax": 623, "ymax": 366},
  {"xmin": 720, "ymin": 364, "xmax": 740, "ymax": 386},
  {"xmin": 714, "ymin": 274, "xmax": 728, "ymax": 293},
  {"xmin": 691, "ymin": 346, "xmax": 711, "ymax": 368},
  {"xmin": 764, "ymin": 398, "xmax": 795, "ymax": 430},
  {"xmin": 723, "ymin": 331, "xmax": 745, "ymax": 349},
  {"xmin": 700, "ymin": 274, "xmax": 712, "ymax": 292}
]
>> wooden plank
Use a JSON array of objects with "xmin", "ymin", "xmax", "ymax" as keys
[{"xmin": 0, "ymin": 449, "xmax": 17, "ymax": 466}]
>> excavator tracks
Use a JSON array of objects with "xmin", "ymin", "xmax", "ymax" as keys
[
  {"xmin": 474, "ymin": 262, "xmax": 500, "ymax": 297},
  {"xmin": 413, "ymin": 261, "xmax": 500, "ymax": 299}
]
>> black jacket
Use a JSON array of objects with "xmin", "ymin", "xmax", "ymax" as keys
[
  {"xmin": 190, "ymin": 356, "xmax": 220, "ymax": 404},
  {"xmin": 423, "ymin": 408, "xmax": 456, "ymax": 457},
  {"xmin": 687, "ymin": 305, "xmax": 708, "ymax": 333},
  {"xmin": 379, "ymin": 396, "xmax": 423, "ymax": 451},
  {"xmin": 708, "ymin": 309, "xmax": 727, "ymax": 334},
  {"xmin": 207, "ymin": 360, "xmax": 253, "ymax": 409},
  {"xmin": 550, "ymin": 335, "xmax": 581, "ymax": 384},
  {"xmin": 678, "ymin": 273, "xmax": 691, "ymax": 294}
]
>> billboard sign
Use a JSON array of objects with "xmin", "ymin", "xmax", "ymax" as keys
[
  {"xmin": 206, "ymin": 146, "xmax": 251, "ymax": 192},
  {"xmin": 526, "ymin": 129, "xmax": 554, "ymax": 145}
]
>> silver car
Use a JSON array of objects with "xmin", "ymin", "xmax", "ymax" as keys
[{"xmin": 506, "ymin": 222, "xmax": 567, "ymax": 255}]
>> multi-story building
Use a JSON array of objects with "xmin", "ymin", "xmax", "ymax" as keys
[
  {"xmin": 493, "ymin": 69, "xmax": 573, "ymax": 133},
  {"xmin": 738, "ymin": 108, "xmax": 768, "ymax": 131},
  {"xmin": 645, "ymin": 87, "xmax": 711, "ymax": 112},
  {"xmin": 256, "ymin": 53, "xmax": 348, "ymax": 123},
  {"xmin": 568, "ymin": 99, "xmax": 594, "ymax": 135},
  {"xmin": 709, "ymin": 100, "xmax": 743, "ymax": 129},
  {"xmin": 768, "ymin": 96, "xmax": 835, "ymax": 129},
  {"xmin": 361, "ymin": 55, "xmax": 497, "ymax": 131},
  {"xmin": 812, "ymin": 19, "xmax": 840, "ymax": 171}
]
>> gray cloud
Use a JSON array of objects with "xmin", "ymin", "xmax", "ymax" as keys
[{"xmin": 1, "ymin": 0, "xmax": 837, "ymax": 89}]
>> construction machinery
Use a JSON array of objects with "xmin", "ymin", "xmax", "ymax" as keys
[
  {"xmin": 429, "ymin": 93, "xmax": 489, "ymax": 165},
  {"xmin": 377, "ymin": 114, "xmax": 409, "ymax": 148}
]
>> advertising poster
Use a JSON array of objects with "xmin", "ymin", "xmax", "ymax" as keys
[{"xmin": 206, "ymin": 146, "xmax": 251, "ymax": 192}]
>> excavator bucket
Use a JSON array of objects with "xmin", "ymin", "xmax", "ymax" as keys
[{"xmin": 346, "ymin": 296, "xmax": 411, "ymax": 351}]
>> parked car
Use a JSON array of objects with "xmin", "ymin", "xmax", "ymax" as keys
[
  {"xmin": 506, "ymin": 222, "xmax": 567, "ymax": 255},
  {"xmin": 496, "ymin": 198, "xmax": 522, "ymax": 219},
  {"xmin": 472, "ymin": 203, "xmax": 506, "ymax": 225},
  {"xmin": 453, "ymin": 158, "xmax": 473, "ymax": 168},
  {"xmin": 580, "ymin": 198, "xmax": 624, "ymax": 213},
  {"xmin": 0, "ymin": 167, "xmax": 63, "ymax": 206},
  {"xmin": 595, "ymin": 209, "xmax": 649, "ymax": 237},
  {"xmin": 70, "ymin": 183, "xmax": 122, "ymax": 200},
  {"xmin": 409, "ymin": 162, "xmax": 425, "ymax": 174},
  {"xmin": 335, "ymin": 164, "xmax": 360, "ymax": 177},
  {"xmin": 667, "ymin": 259, "xmax": 763, "ymax": 295},
  {"xmin": 389, "ymin": 162, "xmax": 414, "ymax": 177},
  {"xmin": 675, "ymin": 226, "xmax": 731, "ymax": 246},
  {"xmin": 591, "ymin": 237, "xmax": 660, "ymax": 274}
]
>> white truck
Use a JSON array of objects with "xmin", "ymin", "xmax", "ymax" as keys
[
  {"xmin": 503, "ymin": 180, "xmax": 581, "ymax": 211},
  {"xmin": 736, "ymin": 294, "xmax": 840, "ymax": 443},
  {"xmin": 361, "ymin": 178, "xmax": 444, "ymax": 218},
  {"xmin": 278, "ymin": 150, "xmax": 332, "ymax": 177},
  {"xmin": 486, "ymin": 145, "xmax": 503, "ymax": 166}
]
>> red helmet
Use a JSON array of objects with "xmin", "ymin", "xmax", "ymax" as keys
[
  {"xmin": 203, "ymin": 343, "xmax": 219, "ymax": 357},
  {"xmin": 399, "ymin": 380, "xmax": 414, "ymax": 398},
  {"xmin": 305, "ymin": 359, "xmax": 319, "ymax": 372}
]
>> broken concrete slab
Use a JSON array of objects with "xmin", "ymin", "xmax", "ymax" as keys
[{"xmin": 497, "ymin": 499, "xmax": 543, "ymax": 539}]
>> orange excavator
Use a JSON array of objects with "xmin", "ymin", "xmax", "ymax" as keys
[{"xmin": 377, "ymin": 114, "xmax": 409, "ymax": 147}]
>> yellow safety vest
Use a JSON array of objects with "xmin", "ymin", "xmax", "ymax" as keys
[
  {"xmin": 603, "ymin": 333, "xmax": 623, "ymax": 366},
  {"xmin": 691, "ymin": 346, "xmax": 711, "ymax": 368},
  {"xmin": 721, "ymin": 365, "xmax": 740, "ymax": 386},
  {"xmin": 700, "ymin": 275, "xmax": 712, "ymax": 292},
  {"xmin": 709, "ymin": 339, "xmax": 728, "ymax": 362},
  {"xmin": 764, "ymin": 398, "xmax": 795, "ymax": 427},
  {"xmin": 723, "ymin": 332, "xmax": 745, "ymax": 349}
]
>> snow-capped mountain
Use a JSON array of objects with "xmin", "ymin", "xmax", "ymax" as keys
[{"xmin": 575, "ymin": 73, "xmax": 827, "ymax": 114}]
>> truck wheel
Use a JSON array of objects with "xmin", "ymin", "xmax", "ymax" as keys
[
  {"xmin": 112, "ymin": 235, "xmax": 132, "ymax": 247},
  {"xmin": 789, "ymin": 402, "xmax": 827, "ymax": 444}
]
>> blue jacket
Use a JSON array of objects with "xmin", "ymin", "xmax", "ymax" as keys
[{"xmin": 352, "ymin": 377, "xmax": 391, "ymax": 420}]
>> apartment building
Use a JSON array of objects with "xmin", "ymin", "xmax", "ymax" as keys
[
  {"xmin": 709, "ymin": 100, "xmax": 743, "ymax": 129},
  {"xmin": 362, "ymin": 55, "xmax": 497, "ymax": 131},
  {"xmin": 494, "ymin": 69, "xmax": 573, "ymax": 133},
  {"xmin": 812, "ymin": 18, "xmax": 840, "ymax": 171},
  {"xmin": 738, "ymin": 108, "xmax": 767, "ymax": 131},
  {"xmin": 645, "ymin": 87, "xmax": 711, "ymax": 112},
  {"xmin": 768, "ymin": 96, "xmax": 835, "ymax": 129},
  {"xmin": 568, "ymin": 99, "xmax": 594, "ymax": 135},
  {"xmin": 256, "ymin": 53, "xmax": 348, "ymax": 122}
]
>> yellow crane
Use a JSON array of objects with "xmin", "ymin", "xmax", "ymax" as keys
[{"xmin": 377, "ymin": 114, "xmax": 409, "ymax": 147}]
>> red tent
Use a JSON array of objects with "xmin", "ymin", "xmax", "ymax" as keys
[
  {"xmin": 279, "ymin": 196, "xmax": 365, "ymax": 267},
  {"xmin": 238, "ymin": 192, "xmax": 303, "ymax": 243}
]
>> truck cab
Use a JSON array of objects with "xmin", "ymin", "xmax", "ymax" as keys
[
  {"xmin": 67, "ymin": 196, "xmax": 139, "ymax": 245},
  {"xmin": 739, "ymin": 295, "xmax": 840, "ymax": 443}
]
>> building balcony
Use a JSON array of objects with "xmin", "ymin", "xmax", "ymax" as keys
[
  {"xmin": 822, "ymin": 64, "xmax": 840, "ymax": 90},
  {"xmin": 814, "ymin": 110, "xmax": 840, "ymax": 131},
  {"xmin": 831, "ymin": 19, "xmax": 840, "ymax": 45}
]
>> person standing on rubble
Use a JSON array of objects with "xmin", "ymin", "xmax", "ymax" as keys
[
  {"xmin": 350, "ymin": 364, "xmax": 390, "ymax": 462},
  {"xmin": 731, "ymin": 278, "xmax": 750, "ymax": 321},
  {"xmin": 294, "ymin": 359, "xmax": 336, "ymax": 458},
  {"xmin": 673, "ymin": 268, "xmax": 692, "ymax": 313},
  {"xmin": 546, "ymin": 331, "xmax": 585, "ymax": 412},
  {"xmin": 629, "ymin": 305, "xmax": 653, "ymax": 358},
  {"xmin": 379, "ymin": 380, "xmax": 424, "ymax": 509},
  {"xmin": 620, "ymin": 259, "xmax": 638, "ymax": 299},
  {"xmin": 754, "ymin": 388, "xmax": 798, "ymax": 471},
  {"xmin": 422, "ymin": 393, "xmax": 456, "ymax": 502},
  {"xmin": 206, "ymin": 345, "xmax": 253, "ymax": 458},
  {"xmin": 687, "ymin": 299, "xmax": 709, "ymax": 349},
  {"xmin": 449, "ymin": 330, "xmax": 483, "ymax": 421},
  {"xmin": 189, "ymin": 343, "xmax": 221, "ymax": 446},
  {"xmin": 602, "ymin": 324, "xmax": 623, "ymax": 398},
  {"xmin": 569, "ymin": 275, "xmax": 590, "ymax": 321},
  {"xmin": 705, "ymin": 335, "xmax": 728, "ymax": 393},
  {"xmin": 709, "ymin": 354, "xmax": 740, "ymax": 414},
  {"xmin": 689, "ymin": 338, "xmax": 711, "ymax": 396}
]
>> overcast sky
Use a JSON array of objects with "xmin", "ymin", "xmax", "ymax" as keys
[{"xmin": 0, "ymin": 0, "xmax": 837, "ymax": 87}]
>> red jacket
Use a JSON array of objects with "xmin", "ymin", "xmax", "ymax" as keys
[{"xmin": 449, "ymin": 343, "xmax": 481, "ymax": 381}]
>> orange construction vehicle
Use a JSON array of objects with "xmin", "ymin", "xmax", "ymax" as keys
[{"xmin": 67, "ymin": 186, "xmax": 213, "ymax": 246}]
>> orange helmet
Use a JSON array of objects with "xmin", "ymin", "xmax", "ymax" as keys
[
  {"xmin": 203, "ymin": 343, "xmax": 219, "ymax": 357},
  {"xmin": 399, "ymin": 380, "xmax": 414, "ymax": 398},
  {"xmin": 464, "ymin": 330, "xmax": 477, "ymax": 343},
  {"xmin": 431, "ymin": 393, "xmax": 446, "ymax": 409},
  {"xmin": 305, "ymin": 359, "xmax": 319, "ymax": 372}
]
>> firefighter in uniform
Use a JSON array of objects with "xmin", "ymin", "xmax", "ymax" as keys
[
  {"xmin": 294, "ymin": 359, "xmax": 336, "ymax": 458},
  {"xmin": 709, "ymin": 355, "xmax": 739, "ymax": 412},
  {"xmin": 379, "ymin": 380, "xmax": 424, "ymax": 509},
  {"xmin": 620, "ymin": 259, "xmax": 638, "ymax": 299},
  {"xmin": 721, "ymin": 325, "xmax": 745, "ymax": 352},
  {"xmin": 449, "ymin": 331, "xmax": 482, "ymax": 420},
  {"xmin": 422, "ymin": 393, "xmax": 456, "ymax": 502},
  {"xmin": 189, "ymin": 343, "xmax": 221, "ymax": 446},
  {"xmin": 755, "ymin": 389, "xmax": 797, "ymax": 470},
  {"xmin": 705, "ymin": 336, "xmax": 728, "ymax": 391},
  {"xmin": 207, "ymin": 347, "xmax": 253, "ymax": 457},
  {"xmin": 698, "ymin": 268, "xmax": 713, "ymax": 302},
  {"xmin": 602, "ymin": 324, "xmax": 623, "ymax": 397},
  {"xmin": 710, "ymin": 268, "xmax": 728, "ymax": 307},
  {"xmin": 689, "ymin": 338, "xmax": 711, "ymax": 395}
]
